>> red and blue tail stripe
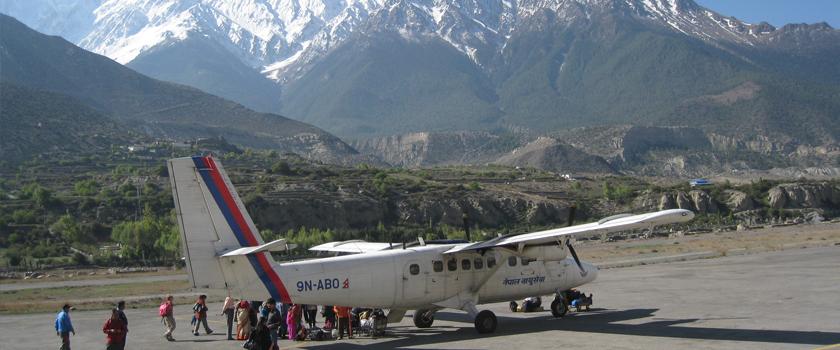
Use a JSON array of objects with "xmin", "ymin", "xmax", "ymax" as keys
[{"xmin": 192, "ymin": 156, "xmax": 291, "ymax": 303}]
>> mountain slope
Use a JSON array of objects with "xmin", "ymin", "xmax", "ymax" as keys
[
  {"xmin": 3, "ymin": 0, "xmax": 839, "ymax": 142},
  {"xmin": 281, "ymin": 32, "xmax": 501, "ymax": 137},
  {"xmin": 0, "ymin": 82, "xmax": 137, "ymax": 163},
  {"xmin": 0, "ymin": 14, "xmax": 360, "ymax": 163}
]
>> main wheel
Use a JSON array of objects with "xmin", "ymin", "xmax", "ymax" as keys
[
  {"xmin": 551, "ymin": 298, "xmax": 568, "ymax": 318},
  {"xmin": 509, "ymin": 301, "xmax": 518, "ymax": 312},
  {"xmin": 413, "ymin": 309, "xmax": 434, "ymax": 328},
  {"xmin": 474, "ymin": 310, "xmax": 497, "ymax": 334}
]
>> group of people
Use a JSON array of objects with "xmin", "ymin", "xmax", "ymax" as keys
[
  {"xmin": 53, "ymin": 294, "xmax": 361, "ymax": 349},
  {"xmin": 54, "ymin": 300, "xmax": 129, "ymax": 350},
  {"xmin": 161, "ymin": 295, "xmax": 357, "ymax": 349},
  {"xmin": 232, "ymin": 298, "xmax": 356, "ymax": 349}
]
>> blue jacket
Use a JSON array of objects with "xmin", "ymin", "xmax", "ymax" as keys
[{"xmin": 55, "ymin": 311, "xmax": 74, "ymax": 333}]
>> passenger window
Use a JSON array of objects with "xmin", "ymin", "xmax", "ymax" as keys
[
  {"xmin": 462, "ymin": 259, "xmax": 471, "ymax": 270},
  {"xmin": 447, "ymin": 258, "xmax": 457, "ymax": 271},
  {"xmin": 521, "ymin": 258, "xmax": 531, "ymax": 266},
  {"xmin": 487, "ymin": 255, "xmax": 496, "ymax": 268},
  {"xmin": 410, "ymin": 264, "xmax": 420, "ymax": 275},
  {"xmin": 474, "ymin": 257, "xmax": 483, "ymax": 269},
  {"xmin": 508, "ymin": 256, "xmax": 517, "ymax": 267},
  {"xmin": 433, "ymin": 260, "xmax": 443, "ymax": 272}
]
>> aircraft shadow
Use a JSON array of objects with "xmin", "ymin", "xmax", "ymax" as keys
[{"xmin": 296, "ymin": 308, "xmax": 840, "ymax": 349}]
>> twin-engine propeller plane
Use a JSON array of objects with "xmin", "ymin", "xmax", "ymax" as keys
[{"xmin": 168, "ymin": 156, "xmax": 695, "ymax": 333}]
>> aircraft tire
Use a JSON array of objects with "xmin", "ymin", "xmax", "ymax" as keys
[
  {"xmin": 413, "ymin": 310, "xmax": 434, "ymax": 328},
  {"xmin": 551, "ymin": 298, "xmax": 568, "ymax": 318},
  {"xmin": 474, "ymin": 310, "xmax": 497, "ymax": 334}
]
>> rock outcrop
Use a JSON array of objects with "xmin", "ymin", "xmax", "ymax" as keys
[
  {"xmin": 495, "ymin": 137, "xmax": 615, "ymax": 174},
  {"xmin": 767, "ymin": 183, "xmax": 840, "ymax": 209}
]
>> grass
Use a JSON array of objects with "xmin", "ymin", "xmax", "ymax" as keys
[{"xmin": 0, "ymin": 280, "xmax": 193, "ymax": 314}]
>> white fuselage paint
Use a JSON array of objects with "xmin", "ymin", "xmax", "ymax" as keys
[{"xmin": 225, "ymin": 244, "xmax": 597, "ymax": 308}]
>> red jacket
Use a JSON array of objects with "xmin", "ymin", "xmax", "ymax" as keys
[
  {"xmin": 103, "ymin": 318, "xmax": 127, "ymax": 344},
  {"xmin": 334, "ymin": 306, "xmax": 351, "ymax": 319}
]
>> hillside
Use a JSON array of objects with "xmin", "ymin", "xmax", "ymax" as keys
[
  {"xmin": 0, "ymin": 14, "xmax": 359, "ymax": 164},
  {"xmin": 0, "ymin": 83, "xmax": 138, "ymax": 163}
]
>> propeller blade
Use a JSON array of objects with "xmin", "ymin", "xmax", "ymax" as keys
[{"xmin": 566, "ymin": 241, "xmax": 587, "ymax": 277}]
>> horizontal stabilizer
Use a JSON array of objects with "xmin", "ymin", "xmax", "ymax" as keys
[{"xmin": 221, "ymin": 239, "xmax": 295, "ymax": 257}]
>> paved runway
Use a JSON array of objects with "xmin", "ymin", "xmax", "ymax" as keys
[{"xmin": 1, "ymin": 246, "xmax": 838, "ymax": 350}]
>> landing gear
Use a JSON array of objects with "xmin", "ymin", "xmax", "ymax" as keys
[
  {"xmin": 551, "ymin": 297, "xmax": 568, "ymax": 318},
  {"xmin": 508, "ymin": 301, "xmax": 518, "ymax": 312},
  {"xmin": 413, "ymin": 309, "xmax": 435, "ymax": 328},
  {"xmin": 474, "ymin": 310, "xmax": 497, "ymax": 334}
]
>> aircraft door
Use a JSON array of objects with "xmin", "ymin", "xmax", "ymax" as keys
[
  {"xmin": 426, "ymin": 259, "xmax": 445, "ymax": 302},
  {"xmin": 401, "ymin": 260, "xmax": 427, "ymax": 304}
]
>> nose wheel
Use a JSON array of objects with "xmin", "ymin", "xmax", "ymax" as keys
[
  {"xmin": 551, "ymin": 297, "xmax": 568, "ymax": 318},
  {"xmin": 474, "ymin": 310, "xmax": 497, "ymax": 333}
]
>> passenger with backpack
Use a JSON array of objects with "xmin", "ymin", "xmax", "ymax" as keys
[
  {"xmin": 55, "ymin": 304, "xmax": 75, "ymax": 350},
  {"xmin": 159, "ymin": 295, "xmax": 176, "ymax": 341},
  {"xmin": 192, "ymin": 295, "xmax": 213, "ymax": 336}
]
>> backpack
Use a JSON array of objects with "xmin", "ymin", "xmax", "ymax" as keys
[{"xmin": 158, "ymin": 303, "xmax": 168, "ymax": 317}]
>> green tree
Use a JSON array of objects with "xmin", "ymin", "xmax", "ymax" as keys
[
  {"xmin": 51, "ymin": 215, "xmax": 93, "ymax": 245},
  {"xmin": 112, "ymin": 207, "xmax": 178, "ymax": 262},
  {"xmin": 74, "ymin": 179, "xmax": 99, "ymax": 196}
]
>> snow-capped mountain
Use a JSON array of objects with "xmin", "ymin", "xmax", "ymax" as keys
[
  {"xmin": 3, "ymin": 0, "xmax": 838, "ymax": 141},
  {"xmin": 0, "ymin": 0, "xmax": 802, "ymax": 83}
]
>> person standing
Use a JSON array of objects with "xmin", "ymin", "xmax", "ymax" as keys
[
  {"xmin": 286, "ymin": 304, "xmax": 302, "ymax": 341},
  {"xmin": 322, "ymin": 305, "xmax": 336, "ymax": 330},
  {"xmin": 55, "ymin": 304, "xmax": 75, "ymax": 350},
  {"xmin": 220, "ymin": 296, "xmax": 236, "ymax": 340},
  {"xmin": 334, "ymin": 305, "xmax": 353, "ymax": 339},
  {"xmin": 262, "ymin": 298, "xmax": 282, "ymax": 350},
  {"xmin": 303, "ymin": 304, "xmax": 318, "ymax": 329},
  {"xmin": 103, "ymin": 308, "xmax": 127, "ymax": 350},
  {"xmin": 192, "ymin": 295, "xmax": 213, "ymax": 336},
  {"xmin": 160, "ymin": 295, "xmax": 176, "ymax": 341},
  {"xmin": 236, "ymin": 300, "xmax": 252, "ymax": 340},
  {"xmin": 114, "ymin": 300, "xmax": 128, "ymax": 350},
  {"xmin": 277, "ymin": 303, "xmax": 288, "ymax": 339}
]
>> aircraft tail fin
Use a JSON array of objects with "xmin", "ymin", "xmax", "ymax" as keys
[{"xmin": 168, "ymin": 156, "xmax": 291, "ymax": 302}]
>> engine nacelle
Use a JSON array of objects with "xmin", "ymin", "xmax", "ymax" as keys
[{"xmin": 520, "ymin": 244, "xmax": 568, "ymax": 261}]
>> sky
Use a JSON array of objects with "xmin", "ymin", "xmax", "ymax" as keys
[{"xmin": 695, "ymin": 0, "xmax": 840, "ymax": 28}]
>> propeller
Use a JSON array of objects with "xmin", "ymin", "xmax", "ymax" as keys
[{"xmin": 564, "ymin": 205, "xmax": 588, "ymax": 277}]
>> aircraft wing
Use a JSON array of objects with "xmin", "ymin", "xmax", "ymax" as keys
[
  {"xmin": 444, "ymin": 209, "xmax": 694, "ymax": 254},
  {"xmin": 309, "ymin": 240, "xmax": 393, "ymax": 254}
]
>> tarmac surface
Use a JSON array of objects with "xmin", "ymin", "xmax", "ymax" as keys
[{"xmin": 1, "ymin": 246, "xmax": 838, "ymax": 350}]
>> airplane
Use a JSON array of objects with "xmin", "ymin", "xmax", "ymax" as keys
[{"xmin": 168, "ymin": 155, "xmax": 695, "ymax": 333}]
